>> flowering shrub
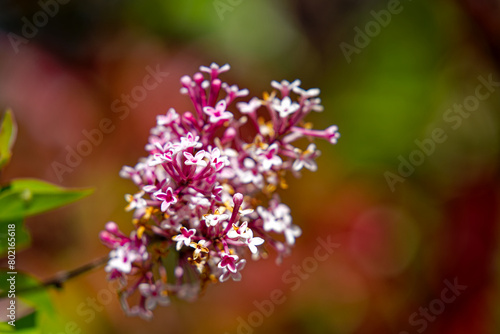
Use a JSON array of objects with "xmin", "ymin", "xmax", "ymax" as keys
[{"xmin": 99, "ymin": 63, "xmax": 340, "ymax": 319}]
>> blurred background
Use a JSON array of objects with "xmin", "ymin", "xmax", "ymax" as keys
[{"xmin": 0, "ymin": 0, "xmax": 499, "ymax": 333}]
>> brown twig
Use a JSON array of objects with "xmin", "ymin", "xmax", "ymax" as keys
[{"xmin": 14, "ymin": 255, "xmax": 108, "ymax": 295}]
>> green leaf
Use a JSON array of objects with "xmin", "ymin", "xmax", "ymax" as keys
[
  {"xmin": 0, "ymin": 179, "xmax": 93, "ymax": 222},
  {"xmin": 0, "ymin": 109, "xmax": 17, "ymax": 170},
  {"xmin": 0, "ymin": 270, "xmax": 65, "ymax": 333},
  {"xmin": 0, "ymin": 220, "xmax": 30, "ymax": 256},
  {"xmin": 0, "ymin": 321, "xmax": 15, "ymax": 332},
  {"xmin": 14, "ymin": 311, "xmax": 37, "ymax": 330}
]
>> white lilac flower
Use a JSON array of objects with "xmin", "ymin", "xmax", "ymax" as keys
[
  {"xmin": 148, "ymin": 152, "xmax": 172, "ymax": 167},
  {"xmin": 203, "ymin": 210, "xmax": 230, "ymax": 227},
  {"xmin": 124, "ymin": 191, "xmax": 147, "ymax": 212},
  {"xmin": 284, "ymin": 224, "xmax": 302, "ymax": 246},
  {"xmin": 218, "ymin": 252, "xmax": 239, "ymax": 273},
  {"xmin": 153, "ymin": 187, "xmax": 177, "ymax": 212},
  {"xmin": 142, "ymin": 179, "xmax": 168, "ymax": 193},
  {"xmin": 223, "ymin": 83, "xmax": 250, "ymax": 102},
  {"xmin": 119, "ymin": 165, "xmax": 137, "ymax": 180},
  {"xmin": 293, "ymin": 86, "xmax": 320, "ymax": 98},
  {"xmin": 227, "ymin": 221, "xmax": 252, "ymax": 240},
  {"xmin": 172, "ymin": 227, "xmax": 196, "ymax": 251},
  {"xmin": 244, "ymin": 229, "xmax": 265, "ymax": 254},
  {"xmin": 105, "ymin": 246, "xmax": 138, "ymax": 273},
  {"xmin": 203, "ymin": 100, "xmax": 233, "ymax": 123},
  {"xmin": 271, "ymin": 79, "xmax": 301, "ymax": 96},
  {"xmin": 237, "ymin": 158, "xmax": 264, "ymax": 186},
  {"xmin": 138, "ymin": 281, "xmax": 170, "ymax": 310},
  {"xmin": 258, "ymin": 143, "xmax": 282, "ymax": 171},
  {"xmin": 189, "ymin": 240, "xmax": 210, "ymax": 259},
  {"xmin": 157, "ymin": 108, "xmax": 179, "ymax": 126},
  {"xmin": 183, "ymin": 150, "xmax": 207, "ymax": 167},
  {"xmin": 207, "ymin": 147, "xmax": 227, "ymax": 171},
  {"xmin": 176, "ymin": 132, "xmax": 202, "ymax": 151},
  {"xmin": 303, "ymin": 97, "xmax": 324, "ymax": 112},
  {"xmin": 128, "ymin": 305, "xmax": 153, "ymax": 321},
  {"xmin": 219, "ymin": 259, "xmax": 246, "ymax": 282},
  {"xmin": 257, "ymin": 203, "xmax": 292, "ymax": 233},
  {"xmin": 272, "ymin": 96, "xmax": 300, "ymax": 118},
  {"xmin": 100, "ymin": 63, "xmax": 339, "ymax": 318},
  {"xmin": 292, "ymin": 144, "xmax": 320, "ymax": 172},
  {"xmin": 199, "ymin": 63, "xmax": 230, "ymax": 78},
  {"xmin": 236, "ymin": 97, "xmax": 261, "ymax": 114},
  {"xmin": 104, "ymin": 236, "xmax": 148, "ymax": 274},
  {"xmin": 186, "ymin": 193, "xmax": 211, "ymax": 210}
]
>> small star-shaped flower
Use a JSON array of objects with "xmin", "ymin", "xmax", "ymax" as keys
[
  {"xmin": 199, "ymin": 63, "xmax": 231, "ymax": 78},
  {"xmin": 273, "ymin": 96, "xmax": 300, "ymax": 118},
  {"xmin": 271, "ymin": 79, "xmax": 301, "ymax": 96},
  {"xmin": 284, "ymin": 224, "xmax": 302, "ymax": 245},
  {"xmin": 244, "ymin": 230, "xmax": 265, "ymax": 254},
  {"xmin": 258, "ymin": 143, "xmax": 282, "ymax": 171},
  {"xmin": 203, "ymin": 209, "xmax": 230, "ymax": 227},
  {"xmin": 172, "ymin": 227, "xmax": 196, "ymax": 251},
  {"xmin": 236, "ymin": 97, "xmax": 262, "ymax": 114},
  {"xmin": 125, "ymin": 191, "xmax": 147, "ymax": 211},
  {"xmin": 176, "ymin": 132, "xmax": 202, "ymax": 151},
  {"xmin": 227, "ymin": 221, "xmax": 252, "ymax": 240},
  {"xmin": 138, "ymin": 281, "xmax": 170, "ymax": 310},
  {"xmin": 184, "ymin": 150, "xmax": 207, "ymax": 167},
  {"xmin": 292, "ymin": 143, "xmax": 320, "ymax": 172},
  {"xmin": 154, "ymin": 187, "xmax": 177, "ymax": 212},
  {"xmin": 203, "ymin": 100, "xmax": 233, "ymax": 123},
  {"xmin": 219, "ymin": 259, "xmax": 246, "ymax": 282},
  {"xmin": 157, "ymin": 108, "xmax": 179, "ymax": 126},
  {"xmin": 218, "ymin": 252, "xmax": 239, "ymax": 273},
  {"xmin": 293, "ymin": 86, "xmax": 320, "ymax": 98},
  {"xmin": 189, "ymin": 240, "xmax": 209, "ymax": 260}
]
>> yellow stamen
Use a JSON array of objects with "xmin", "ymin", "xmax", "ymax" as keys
[
  {"xmin": 224, "ymin": 201, "xmax": 233, "ymax": 213},
  {"xmin": 280, "ymin": 177, "xmax": 288, "ymax": 190},
  {"xmin": 137, "ymin": 225, "xmax": 146, "ymax": 239},
  {"xmin": 303, "ymin": 122, "xmax": 314, "ymax": 129},
  {"xmin": 142, "ymin": 206, "xmax": 155, "ymax": 221},
  {"xmin": 266, "ymin": 184, "xmax": 277, "ymax": 194}
]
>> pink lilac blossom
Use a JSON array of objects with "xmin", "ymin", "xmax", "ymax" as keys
[{"xmin": 99, "ymin": 63, "xmax": 340, "ymax": 318}]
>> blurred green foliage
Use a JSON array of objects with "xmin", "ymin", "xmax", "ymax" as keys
[{"xmin": 0, "ymin": 111, "xmax": 92, "ymax": 332}]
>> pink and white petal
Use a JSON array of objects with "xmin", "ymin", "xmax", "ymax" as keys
[
  {"xmin": 292, "ymin": 159, "xmax": 305, "ymax": 171},
  {"xmin": 236, "ymin": 259, "xmax": 246, "ymax": 271},
  {"xmin": 219, "ymin": 271, "xmax": 231, "ymax": 282},
  {"xmin": 303, "ymin": 159, "xmax": 318, "ymax": 172},
  {"xmin": 231, "ymin": 272, "xmax": 242, "ymax": 281}
]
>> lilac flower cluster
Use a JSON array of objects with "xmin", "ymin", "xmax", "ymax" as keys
[{"xmin": 100, "ymin": 63, "xmax": 339, "ymax": 319}]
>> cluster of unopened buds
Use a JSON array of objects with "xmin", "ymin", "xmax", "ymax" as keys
[{"xmin": 99, "ymin": 63, "xmax": 340, "ymax": 319}]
